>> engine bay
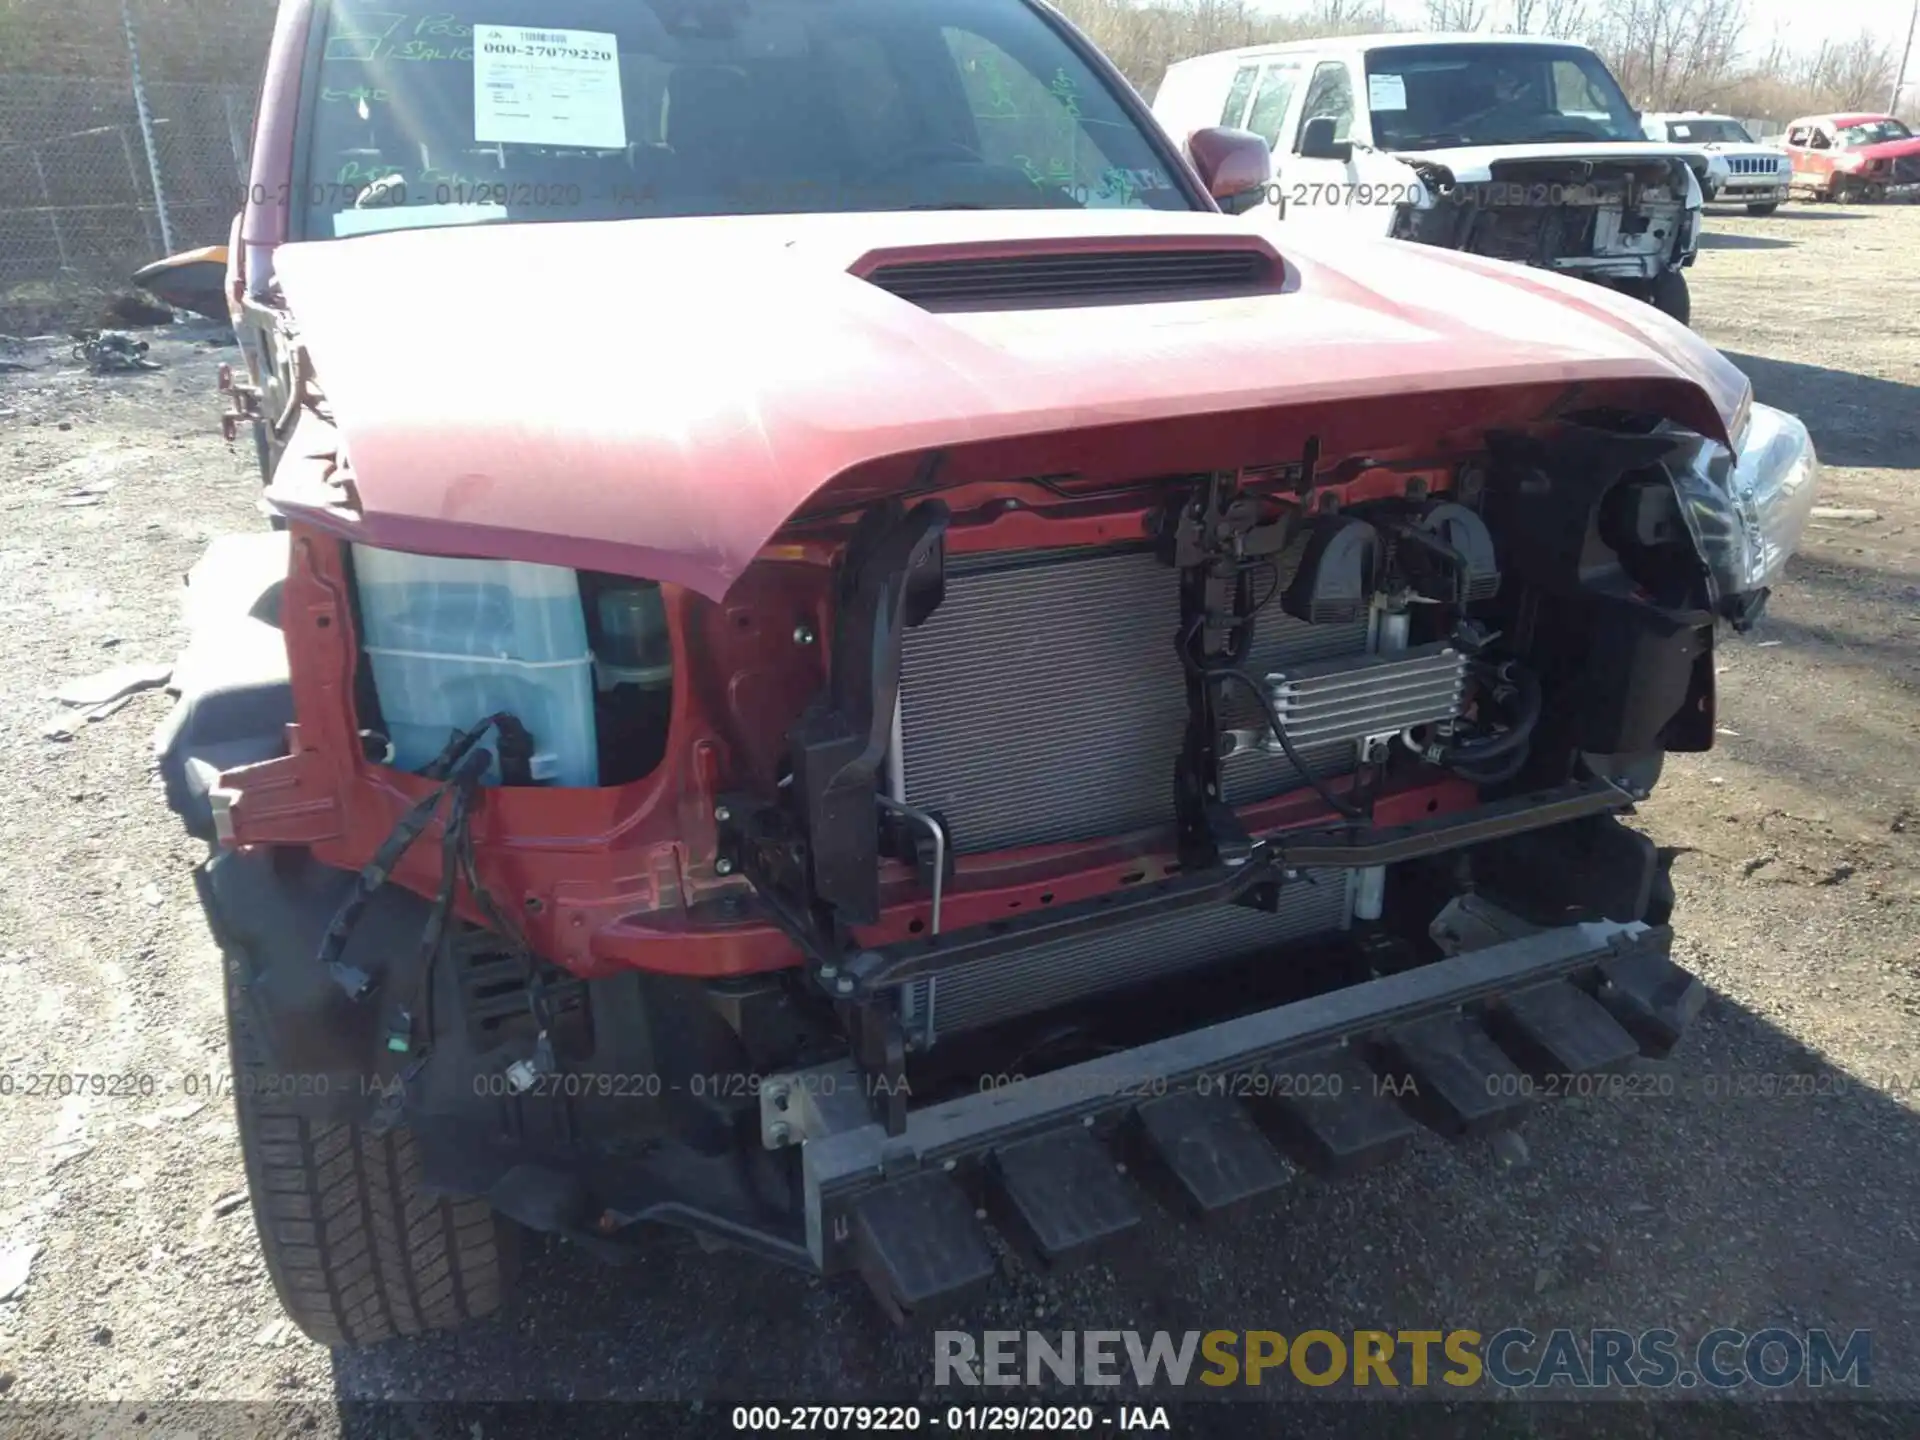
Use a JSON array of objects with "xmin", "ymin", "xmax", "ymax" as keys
[{"xmin": 1392, "ymin": 157, "xmax": 1697, "ymax": 280}]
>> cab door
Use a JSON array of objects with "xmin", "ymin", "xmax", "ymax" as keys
[
  {"xmin": 1216, "ymin": 61, "xmax": 1262, "ymax": 131},
  {"xmin": 1240, "ymin": 56, "xmax": 1303, "ymax": 206},
  {"xmin": 1276, "ymin": 57, "xmax": 1399, "ymax": 242},
  {"xmin": 1785, "ymin": 123, "xmax": 1834, "ymax": 194}
]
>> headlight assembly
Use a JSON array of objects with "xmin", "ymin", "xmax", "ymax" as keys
[{"xmin": 1665, "ymin": 403, "xmax": 1821, "ymax": 616}]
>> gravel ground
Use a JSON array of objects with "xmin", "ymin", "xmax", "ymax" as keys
[{"xmin": 0, "ymin": 204, "xmax": 1916, "ymax": 1429}]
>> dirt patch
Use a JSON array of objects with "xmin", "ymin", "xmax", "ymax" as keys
[{"xmin": 0, "ymin": 206, "xmax": 1915, "ymax": 1419}]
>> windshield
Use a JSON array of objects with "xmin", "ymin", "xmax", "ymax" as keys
[
  {"xmin": 301, "ymin": 0, "xmax": 1193, "ymax": 239},
  {"xmin": 1836, "ymin": 119, "xmax": 1913, "ymax": 146},
  {"xmin": 1363, "ymin": 44, "xmax": 1642, "ymax": 150},
  {"xmin": 1664, "ymin": 118, "xmax": 1754, "ymax": 144}
]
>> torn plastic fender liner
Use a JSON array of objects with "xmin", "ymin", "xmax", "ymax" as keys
[
  {"xmin": 153, "ymin": 532, "xmax": 295, "ymax": 841},
  {"xmin": 198, "ymin": 846, "xmax": 414, "ymax": 1123}
]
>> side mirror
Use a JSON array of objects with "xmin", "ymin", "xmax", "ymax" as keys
[
  {"xmin": 1185, "ymin": 126, "xmax": 1272, "ymax": 214},
  {"xmin": 1300, "ymin": 115, "xmax": 1352, "ymax": 163}
]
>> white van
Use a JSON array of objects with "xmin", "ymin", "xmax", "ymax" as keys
[{"xmin": 1153, "ymin": 33, "xmax": 1708, "ymax": 324}]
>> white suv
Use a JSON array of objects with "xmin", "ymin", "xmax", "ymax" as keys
[
  {"xmin": 1640, "ymin": 113, "xmax": 1791, "ymax": 214},
  {"xmin": 1153, "ymin": 33, "xmax": 1708, "ymax": 325}
]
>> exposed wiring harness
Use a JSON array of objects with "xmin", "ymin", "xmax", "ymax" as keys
[{"xmin": 313, "ymin": 712, "xmax": 557, "ymax": 1130}]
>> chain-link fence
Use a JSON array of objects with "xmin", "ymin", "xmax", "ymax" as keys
[
  {"xmin": 0, "ymin": 74, "xmax": 258, "ymax": 287},
  {"xmin": 0, "ymin": 0, "xmax": 275, "ymax": 322}
]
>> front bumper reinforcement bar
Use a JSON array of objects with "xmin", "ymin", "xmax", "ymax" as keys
[{"xmin": 772, "ymin": 918, "xmax": 1700, "ymax": 1320}]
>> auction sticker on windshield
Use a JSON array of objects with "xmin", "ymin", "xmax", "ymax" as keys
[
  {"xmin": 473, "ymin": 25, "xmax": 626, "ymax": 149},
  {"xmin": 1368, "ymin": 73, "xmax": 1407, "ymax": 111}
]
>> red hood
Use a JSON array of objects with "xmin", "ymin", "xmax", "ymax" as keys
[
  {"xmin": 269, "ymin": 210, "xmax": 1747, "ymax": 601},
  {"xmin": 1846, "ymin": 136, "xmax": 1920, "ymax": 159}
]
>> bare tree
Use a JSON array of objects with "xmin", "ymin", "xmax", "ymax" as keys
[
  {"xmin": 1310, "ymin": 0, "xmax": 1374, "ymax": 29},
  {"xmin": 1505, "ymin": 0, "xmax": 1590, "ymax": 40},
  {"xmin": 1807, "ymin": 30, "xmax": 1899, "ymax": 111},
  {"xmin": 1591, "ymin": 0, "xmax": 1745, "ymax": 109},
  {"xmin": 1425, "ymin": 0, "xmax": 1490, "ymax": 30},
  {"xmin": 1039, "ymin": 0, "xmax": 1903, "ymax": 123},
  {"xmin": 1537, "ymin": 0, "xmax": 1591, "ymax": 37}
]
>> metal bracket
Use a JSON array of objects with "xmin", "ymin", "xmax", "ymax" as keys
[
  {"xmin": 877, "ymin": 795, "xmax": 946, "ymax": 935},
  {"xmin": 759, "ymin": 1059, "xmax": 870, "ymax": 1150},
  {"xmin": 216, "ymin": 362, "xmax": 262, "ymax": 444},
  {"xmin": 849, "ymin": 1000, "xmax": 912, "ymax": 1137},
  {"xmin": 784, "ymin": 499, "xmax": 949, "ymax": 927},
  {"xmin": 1429, "ymin": 894, "xmax": 1545, "ymax": 956},
  {"xmin": 837, "ymin": 779, "xmax": 1634, "ymax": 999},
  {"xmin": 207, "ymin": 784, "xmax": 240, "ymax": 847}
]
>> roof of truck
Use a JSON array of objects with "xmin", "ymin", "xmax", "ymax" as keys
[
  {"xmin": 1168, "ymin": 32, "xmax": 1598, "ymax": 66},
  {"xmin": 1787, "ymin": 113, "xmax": 1894, "ymax": 129}
]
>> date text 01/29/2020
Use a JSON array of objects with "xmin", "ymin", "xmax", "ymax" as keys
[
  {"xmin": 728, "ymin": 1405, "xmax": 1171, "ymax": 1432},
  {"xmin": 1253, "ymin": 178, "xmax": 1621, "ymax": 215}
]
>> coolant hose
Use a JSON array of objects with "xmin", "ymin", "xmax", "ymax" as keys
[
  {"xmin": 1421, "ymin": 664, "xmax": 1543, "ymax": 766},
  {"xmin": 1447, "ymin": 744, "xmax": 1532, "ymax": 787}
]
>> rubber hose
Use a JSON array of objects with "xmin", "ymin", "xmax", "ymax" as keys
[
  {"xmin": 1432, "ymin": 667, "xmax": 1543, "ymax": 765},
  {"xmin": 1450, "ymin": 743, "xmax": 1531, "ymax": 787}
]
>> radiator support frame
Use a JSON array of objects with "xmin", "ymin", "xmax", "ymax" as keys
[{"xmin": 832, "ymin": 778, "xmax": 1634, "ymax": 1000}]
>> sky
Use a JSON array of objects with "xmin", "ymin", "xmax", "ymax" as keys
[{"xmin": 1347, "ymin": 0, "xmax": 1917, "ymax": 69}]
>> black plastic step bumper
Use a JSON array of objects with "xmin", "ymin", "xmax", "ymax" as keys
[{"xmin": 767, "ymin": 919, "xmax": 1700, "ymax": 1321}]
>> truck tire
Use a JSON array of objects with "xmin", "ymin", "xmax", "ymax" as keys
[
  {"xmin": 1745, "ymin": 202, "xmax": 1779, "ymax": 216},
  {"xmin": 224, "ymin": 942, "xmax": 518, "ymax": 1347},
  {"xmin": 1648, "ymin": 269, "xmax": 1691, "ymax": 326}
]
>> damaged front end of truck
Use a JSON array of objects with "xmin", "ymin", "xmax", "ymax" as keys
[
  {"xmin": 160, "ymin": 213, "xmax": 1817, "ymax": 1334},
  {"xmin": 1392, "ymin": 151, "xmax": 1706, "ymax": 319}
]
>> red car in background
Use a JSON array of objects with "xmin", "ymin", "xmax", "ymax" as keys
[{"xmin": 1783, "ymin": 112, "xmax": 1920, "ymax": 201}]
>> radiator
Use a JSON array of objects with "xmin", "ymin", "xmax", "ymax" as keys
[
  {"xmin": 893, "ymin": 543, "xmax": 1372, "ymax": 1044},
  {"xmin": 897, "ymin": 544, "xmax": 1370, "ymax": 854},
  {"xmin": 899, "ymin": 878, "xmax": 1354, "ymax": 1043}
]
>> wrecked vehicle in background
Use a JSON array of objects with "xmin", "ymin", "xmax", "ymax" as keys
[
  {"xmin": 1153, "ymin": 34, "xmax": 1711, "ymax": 324},
  {"xmin": 159, "ymin": 0, "xmax": 1820, "ymax": 1344},
  {"xmin": 1783, "ymin": 113, "xmax": 1920, "ymax": 203}
]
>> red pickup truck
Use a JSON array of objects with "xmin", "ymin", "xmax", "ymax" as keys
[{"xmin": 159, "ymin": 0, "xmax": 1820, "ymax": 1344}]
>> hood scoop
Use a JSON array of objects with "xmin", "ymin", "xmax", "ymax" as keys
[{"xmin": 853, "ymin": 235, "xmax": 1285, "ymax": 311}]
